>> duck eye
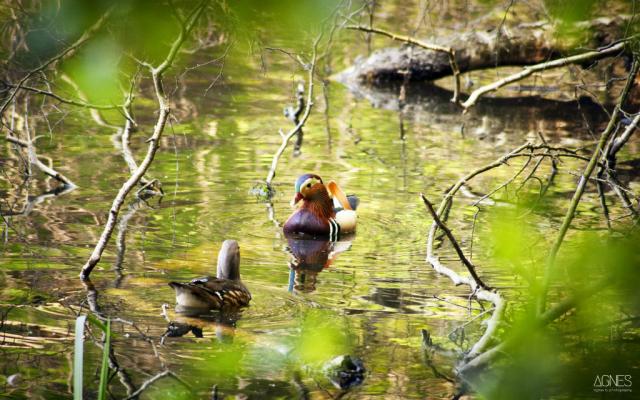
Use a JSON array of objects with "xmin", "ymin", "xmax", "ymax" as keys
[{"xmin": 307, "ymin": 183, "xmax": 312, "ymax": 188}]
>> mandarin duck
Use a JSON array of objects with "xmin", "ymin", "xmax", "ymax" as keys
[
  {"xmin": 283, "ymin": 174, "xmax": 358, "ymax": 240},
  {"xmin": 168, "ymin": 240, "xmax": 251, "ymax": 311}
]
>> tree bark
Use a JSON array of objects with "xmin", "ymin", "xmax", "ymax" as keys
[{"xmin": 338, "ymin": 17, "xmax": 630, "ymax": 85}]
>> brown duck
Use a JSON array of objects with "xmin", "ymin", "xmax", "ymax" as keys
[{"xmin": 168, "ymin": 240, "xmax": 251, "ymax": 310}]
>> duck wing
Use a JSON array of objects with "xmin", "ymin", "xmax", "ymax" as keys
[
  {"xmin": 335, "ymin": 195, "xmax": 359, "ymax": 212},
  {"xmin": 192, "ymin": 276, "xmax": 252, "ymax": 307},
  {"xmin": 169, "ymin": 276, "xmax": 251, "ymax": 309}
]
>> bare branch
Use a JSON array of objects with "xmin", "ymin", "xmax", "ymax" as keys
[
  {"xmin": 421, "ymin": 193, "xmax": 490, "ymax": 290},
  {"xmin": 3, "ymin": 82, "xmax": 121, "ymax": 110},
  {"xmin": 460, "ymin": 277, "xmax": 611, "ymax": 373},
  {"xmin": 462, "ymin": 41, "xmax": 629, "ymax": 110},
  {"xmin": 265, "ymin": 32, "xmax": 323, "ymax": 187},
  {"xmin": 284, "ymin": 82, "xmax": 306, "ymax": 156},
  {"xmin": 80, "ymin": 0, "xmax": 209, "ymax": 279}
]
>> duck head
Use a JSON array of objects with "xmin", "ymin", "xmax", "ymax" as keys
[
  {"xmin": 217, "ymin": 239, "xmax": 241, "ymax": 280},
  {"xmin": 291, "ymin": 173, "xmax": 327, "ymax": 206}
]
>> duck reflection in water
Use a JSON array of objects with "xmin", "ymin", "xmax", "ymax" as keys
[
  {"xmin": 285, "ymin": 233, "xmax": 355, "ymax": 293},
  {"xmin": 162, "ymin": 308, "xmax": 242, "ymax": 343}
]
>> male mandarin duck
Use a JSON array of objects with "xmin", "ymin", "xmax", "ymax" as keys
[
  {"xmin": 283, "ymin": 173, "xmax": 358, "ymax": 240},
  {"xmin": 168, "ymin": 240, "xmax": 251, "ymax": 311}
]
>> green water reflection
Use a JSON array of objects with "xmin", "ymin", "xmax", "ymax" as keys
[{"xmin": 1, "ymin": 1, "xmax": 640, "ymax": 399}]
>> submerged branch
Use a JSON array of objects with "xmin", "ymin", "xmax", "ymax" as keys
[
  {"xmin": 420, "ymin": 148, "xmax": 513, "ymax": 369},
  {"xmin": 420, "ymin": 137, "xmax": 591, "ymax": 371},
  {"xmin": 460, "ymin": 277, "xmax": 612, "ymax": 373}
]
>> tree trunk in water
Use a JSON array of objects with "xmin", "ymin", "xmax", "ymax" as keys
[{"xmin": 338, "ymin": 17, "xmax": 629, "ymax": 85}]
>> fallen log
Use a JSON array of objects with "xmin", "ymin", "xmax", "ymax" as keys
[{"xmin": 339, "ymin": 17, "xmax": 630, "ymax": 85}]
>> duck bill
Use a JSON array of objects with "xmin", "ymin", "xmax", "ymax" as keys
[{"xmin": 290, "ymin": 192, "xmax": 303, "ymax": 207}]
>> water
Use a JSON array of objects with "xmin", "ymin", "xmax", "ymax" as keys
[{"xmin": 0, "ymin": 2, "xmax": 635, "ymax": 399}]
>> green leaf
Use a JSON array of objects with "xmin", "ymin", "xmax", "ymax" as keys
[
  {"xmin": 97, "ymin": 318, "xmax": 111, "ymax": 400},
  {"xmin": 87, "ymin": 314, "xmax": 107, "ymax": 332}
]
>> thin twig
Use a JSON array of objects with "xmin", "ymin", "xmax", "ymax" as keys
[
  {"xmin": 123, "ymin": 370, "xmax": 172, "ymax": 400},
  {"xmin": 421, "ymin": 194, "xmax": 490, "ymax": 290},
  {"xmin": 0, "ymin": 8, "xmax": 113, "ymax": 120},
  {"xmin": 3, "ymin": 83, "xmax": 121, "ymax": 110}
]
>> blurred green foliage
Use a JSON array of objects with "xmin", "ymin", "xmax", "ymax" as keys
[
  {"xmin": 292, "ymin": 309, "xmax": 352, "ymax": 364},
  {"xmin": 474, "ymin": 220, "xmax": 640, "ymax": 399},
  {"xmin": 544, "ymin": 0, "xmax": 597, "ymax": 25},
  {"xmin": 3, "ymin": 0, "xmax": 344, "ymax": 108}
]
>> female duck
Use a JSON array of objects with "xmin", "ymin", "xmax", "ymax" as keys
[
  {"xmin": 169, "ymin": 240, "xmax": 251, "ymax": 310},
  {"xmin": 283, "ymin": 173, "xmax": 358, "ymax": 240}
]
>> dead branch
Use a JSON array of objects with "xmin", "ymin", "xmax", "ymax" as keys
[
  {"xmin": 420, "ymin": 145, "xmax": 524, "ymax": 367},
  {"xmin": 454, "ymin": 78, "xmax": 639, "ymax": 366},
  {"xmin": 339, "ymin": 16, "xmax": 632, "ymax": 88},
  {"xmin": 80, "ymin": 0, "xmax": 208, "ymax": 280},
  {"xmin": 24, "ymin": 138, "xmax": 76, "ymax": 187},
  {"xmin": 597, "ymin": 109, "xmax": 640, "ymax": 220},
  {"xmin": 264, "ymin": 32, "xmax": 323, "ymax": 189},
  {"xmin": 284, "ymin": 82, "xmax": 306, "ymax": 156},
  {"xmin": 421, "ymin": 194, "xmax": 490, "ymax": 290},
  {"xmin": 346, "ymin": 25, "xmax": 461, "ymax": 103},
  {"xmin": 419, "ymin": 139, "xmax": 586, "ymax": 370},
  {"xmin": 4, "ymin": 100, "xmax": 77, "ymax": 188},
  {"xmin": 114, "ymin": 85, "xmax": 163, "ymax": 195},
  {"xmin": 2, "ymin": 82, "xmax": 121, "ymax": 110},
  {"xmin": 460, "ymin": 277, "xmax": 611, "ymax": 373},
  {"xmin": 123, "ymin": 370, "xmax": 175, "ymax": 400},
  {"xmin": 462, "ymin": 40, "xmax": 629, "ymax": 110}
]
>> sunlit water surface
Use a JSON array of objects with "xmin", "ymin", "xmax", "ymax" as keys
[{"xmin": 1, "ymin": 3, "xmax": 638, "ymax": 399}]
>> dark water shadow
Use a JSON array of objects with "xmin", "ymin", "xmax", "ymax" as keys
[
  {"xmin": 285, "ymin": 234, "xmax": 355, "ymax": 293},
  {"xmin": 336, "ymin": 77, "xmax": 610, "ymax": 140}
]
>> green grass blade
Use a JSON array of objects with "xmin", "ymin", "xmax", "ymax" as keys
[
  {"xmin": 97, "ymin": 318, "xmax": 111, "ymax": 400},
  {"xmin": 74, "ymin": 315, "xmax": 87, "ymax": 400},
  {"xmin": 87, "ymin": 314, "xmax": 107, "ymax": 332}
]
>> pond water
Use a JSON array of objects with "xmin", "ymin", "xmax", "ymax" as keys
[{"xmin": 1, "ymin": 2, "xmax": 638, "ymax": 399}]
